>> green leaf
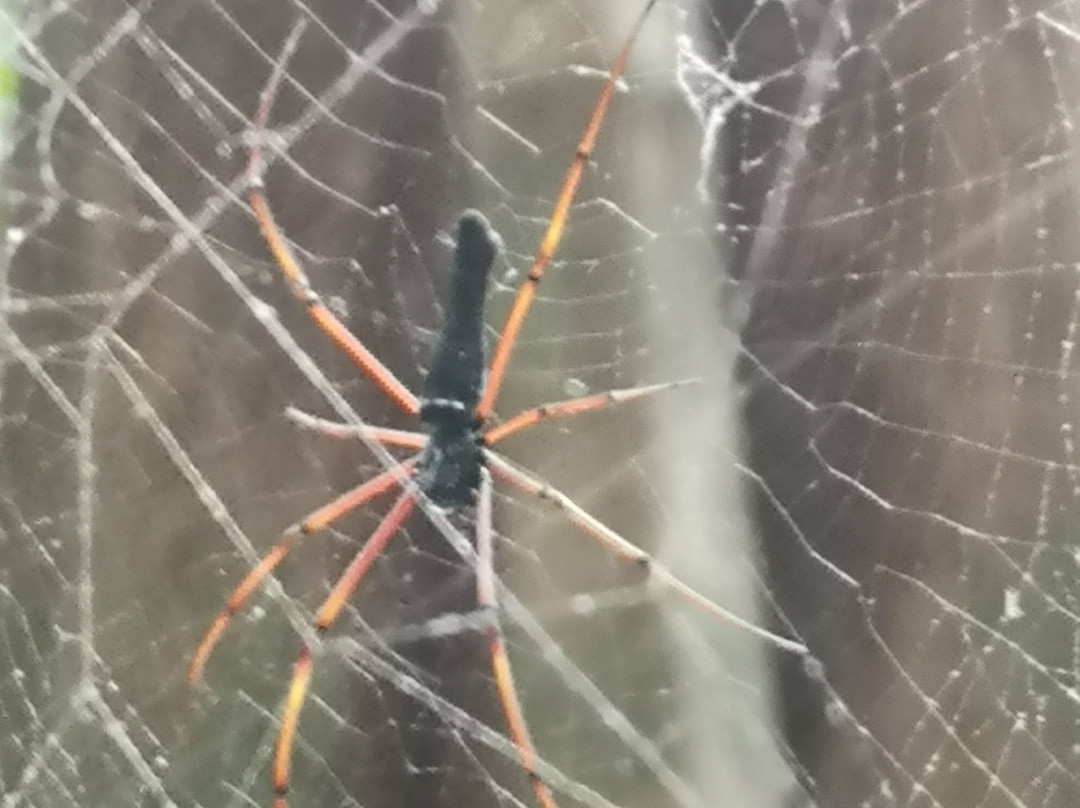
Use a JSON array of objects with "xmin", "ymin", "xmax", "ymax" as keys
[{"xmin": 0, "ymin": 64, "xmax": 18, "ymax": 101}]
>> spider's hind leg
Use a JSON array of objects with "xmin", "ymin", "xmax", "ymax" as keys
[
  {"xmin": 187, "ymin": 462, "xmax": 414, "ymax": 685},
  {"xmin": 475, "ymin": 468, "xmax": 560, "ymax": 808},
  {"xmin": 484, "ymin": 451, "xmax": 808, "ymax": 657},
  {"xmin": 272, "ymin": 491, "xmax": 418, "ymax": 808}
]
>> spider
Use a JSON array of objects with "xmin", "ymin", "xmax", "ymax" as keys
[{"xmin": 188, "ymin": 3, "xmax": 805, "ymax": 807}]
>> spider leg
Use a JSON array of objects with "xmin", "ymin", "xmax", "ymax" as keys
[
  {"xmin": 188, "ymin": 460, "xmax": 416, "ymax": 685},
  {"xmin": 484, "ymin": 451, "xmax": 808, "ymax": 657},
  {"xmin": 483, "ymin": 378, "xmax": 699, "ymax": 446},
  {"xmin": 475, "ymin": 0, "xmax": 660, "ymax": 420},
  {"xmin": 476, "ymin": 469, "xmax": 560, "ymax": 808},
  {"xmin": 247, "ymin": 21, "xmax": 420, "ymax": 417},
  {"xmin": 273, "ymin": 491, "xmax": 418, "ymax": 808},
  {"xmin": 284, "ymin": 406, "xmax": 427, "ymax": 450}
]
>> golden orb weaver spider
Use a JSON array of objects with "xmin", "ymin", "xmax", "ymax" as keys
[{"xmin": 188, "ymin": 3, "xmax": 806, "ymax": 806}]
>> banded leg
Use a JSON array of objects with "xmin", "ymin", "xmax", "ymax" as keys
[
  {"xmin": 273, "ymin": 491, "xmax": 418, "ymax": 808},
  {"xmin": 284, "ymin": 406, "xmax": 427, "ymax": 450},
  {"xmin": 485, "ymin": 451, "xmax": 808, "ymax": 656},
  {"xmin": 483, "ymin": 378, "xmax": 698, "ymax": 446},
  {"xmin": 188, "ymin": 461, "xmax": 415, "ymax": 684},
  {"xmin": 475, "ymin": 0, "xmax": 661, "ymax": 419},
  {"xmin": 247, "ymin": 20, "xmax": 420, "ymax": 417},
  {"xmin": 476, "ymin": 469, "xmax": 559, "ymax": 808}
]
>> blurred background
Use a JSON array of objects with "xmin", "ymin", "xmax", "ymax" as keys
[{"xmin": 1, "ymin": 1, "xmax": 1078, "ymax": 807}]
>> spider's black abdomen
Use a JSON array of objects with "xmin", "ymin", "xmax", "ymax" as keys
[
  {"xmin": 421, "ymin": 210, "xmax": 498, "ymax": 411},
  {"xmin": 415, "ymin": 412, "xmax": 483, "ymax": 507},
  {"xmin": 417, "ymin": 211, "xmax": 499, "ymax": 506}
]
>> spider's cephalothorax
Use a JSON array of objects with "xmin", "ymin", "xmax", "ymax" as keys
[{"xmin": 416, "ymin": 211, "xmax": 498, "ymax": 507}]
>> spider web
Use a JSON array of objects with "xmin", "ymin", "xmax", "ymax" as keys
[{"xmin": 1, "ymin": 0, "xmax": 1077, "ymax": 807}]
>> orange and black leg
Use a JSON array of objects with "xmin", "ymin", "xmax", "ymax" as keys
[
  {"xmin": 188, "ymin": 461, "xmax": 416, "ymax": 684},
  {"xmin": 476, "ymin": 0, "xmax": 661, "ymax": 420},
  {"xmin": 271, "ymin": 490, "xmax": 418, "ymax": 808}
]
